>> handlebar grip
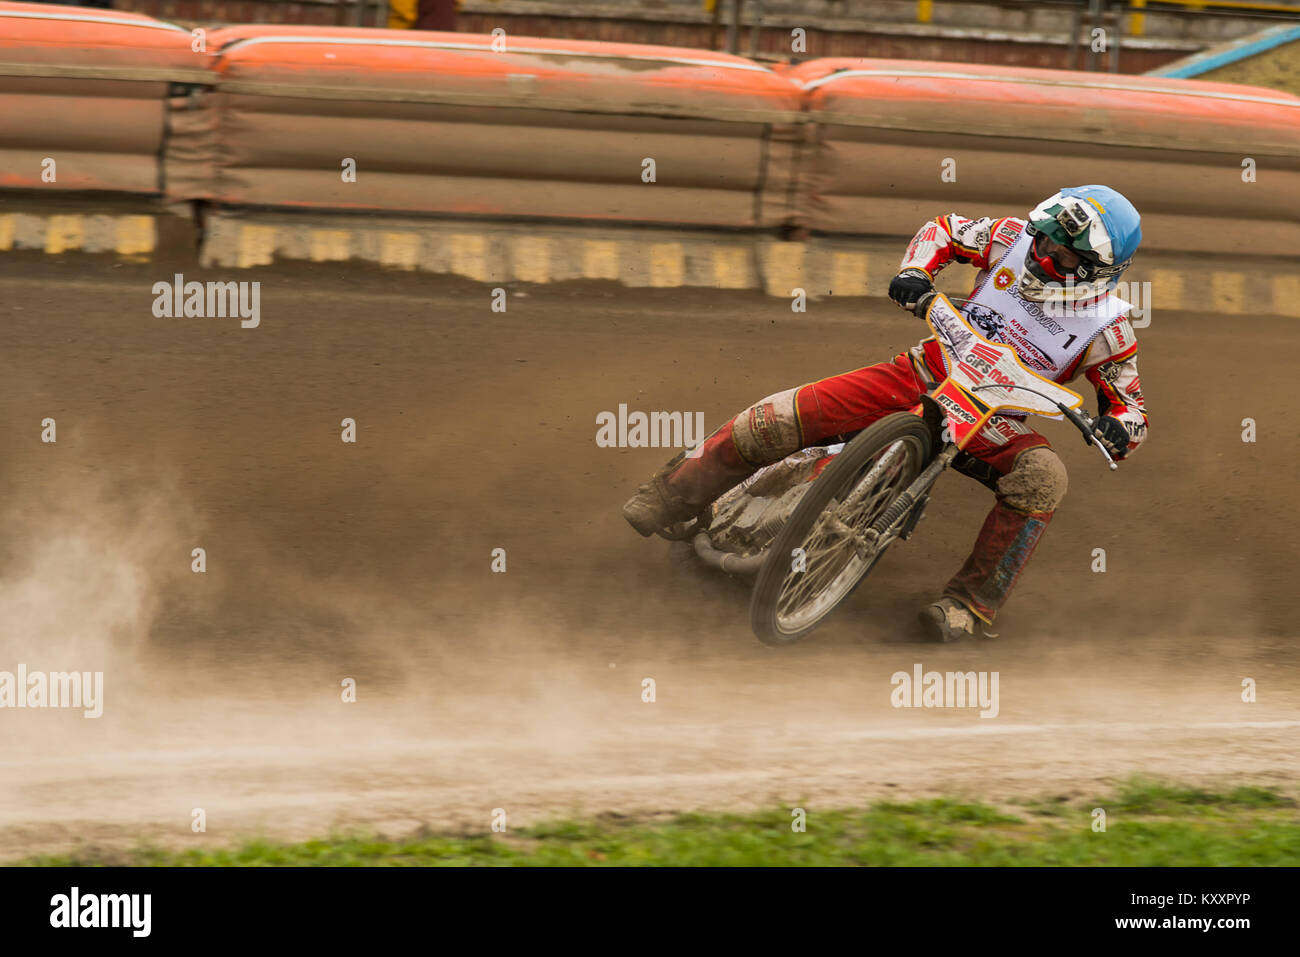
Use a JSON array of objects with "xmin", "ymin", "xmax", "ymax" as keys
[{"xmin": 1060, "ymin": 403, "xmax": 1119, "ymax": 470}]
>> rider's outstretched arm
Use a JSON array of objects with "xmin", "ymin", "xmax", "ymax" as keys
[{"xmin": 1077, "ymin": 319, "xmax": 1149, "ymax": 459}]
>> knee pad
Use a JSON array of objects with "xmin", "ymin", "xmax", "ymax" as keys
[
  {"xmin": 731, "ymin": 387, "xmax": 803, "ymax": 465},
  {"xmin": 996, "ymin": 447, "xmax": 1067, "ymax": 513}
]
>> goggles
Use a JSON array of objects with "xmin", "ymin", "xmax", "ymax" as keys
[{"xmin": 1030, "ymin": 232, "xmax": 1080, "ymax": 282}]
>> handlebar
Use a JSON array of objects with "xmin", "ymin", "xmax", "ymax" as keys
[
  {"xmin": 970, "ymin": 384, "xmax": 1118, "ymax": 471},
  {"xmin": 1057, "ymin": 402, "xmax": 1119, "ymax": 471}
]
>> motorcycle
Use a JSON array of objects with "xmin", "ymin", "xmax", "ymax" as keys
[{"xmin": 662, "ymin": 292, "xmax": 1118, "ymax": 645}]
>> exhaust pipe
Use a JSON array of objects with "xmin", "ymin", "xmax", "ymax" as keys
[{"xmin": 692, "ymin": 532, "xmax": 766, "ymax": 576}]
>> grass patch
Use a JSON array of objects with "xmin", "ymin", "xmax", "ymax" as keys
[
  {"xmin": 1104, "ymin": 778, "xmax": 1293, "ymax": 815},
  {"xmin": 18, "ymin": 778, "xmax": 1299, "ymax": 867}
]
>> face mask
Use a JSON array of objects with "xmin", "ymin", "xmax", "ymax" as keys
[{"xmin": 1030, "ymin": 233, "xmax": 1074, "ymax": 282}]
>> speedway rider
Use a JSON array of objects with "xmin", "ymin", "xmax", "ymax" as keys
[{"xmin": 622, "ymin": 185, "xmax": 1148, "ymax": 641}]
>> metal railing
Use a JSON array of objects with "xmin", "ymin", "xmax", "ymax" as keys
[{"xmin": 346, "ymin": 0, "xmax": 389, "ymax": 27}]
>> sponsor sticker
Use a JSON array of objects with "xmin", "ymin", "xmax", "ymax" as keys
[
  {"xmin": 958, "ymin": 342, "xmax": 1018, "ymax": 391},
  {"xmin": 994, "ymin": 220, "xmax": 1022, "ymax": 246},
  {"xmin": 981, "ymin": 416, "xmax": 1028, "ymax": 447},
  {"xmin": 933, "ymin": 380, "xmax": 993, "ymax": 449}
]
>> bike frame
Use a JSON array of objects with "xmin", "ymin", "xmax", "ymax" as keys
[{"xmin": 865, "ymin": 293, "xmax": 1117, "ymax": 543}]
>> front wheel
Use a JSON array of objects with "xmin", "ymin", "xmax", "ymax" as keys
[{"xmin": 749, "ymin": 413, "xmax": 933, "ymax": 645}]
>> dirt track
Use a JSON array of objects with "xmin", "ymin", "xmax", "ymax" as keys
[{"xmin": 0, "ymin": 259, "xmax": 1296, "ymax": 859}]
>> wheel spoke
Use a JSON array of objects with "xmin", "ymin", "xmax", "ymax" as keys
[
  {"xmin": 772, "ymin": 436, "xmax": 920, "ymax": 633},
  {"xmin": 780, "ymin": 515, "xmax": 856, "ymax": 605},
  {"xmin": 781, "ymin": 547, "xmax": 846, "ymax": 611},
  {"xmin": 779, "ymin": 540, "xmax": 844, "ymax": 610}
]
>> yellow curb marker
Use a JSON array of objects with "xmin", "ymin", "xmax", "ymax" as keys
[
  {"xmin": 763, "ymin": 241, "xmax": 805, "ymax": 298},
  {"xmin": 512, "ymin": 235, "xmax": 552, "ymax": 284},
  {"xmin": 380, "ymin": 232, "xmax": 421, "ymax": 271},
  {"xmin": 310, "ymin": 229, "xmax": 352, "ymax": 262},
  {"xmin": 582, "ymin": 240, "xmax": 619, "ymax": 280},
  {"xmin": 237, "ymin": 224, "xmax": 278, "ymax": 268},
  {"xmin": 711, "ymin": 246, "xmax": 749, "ymax": 289},
  {"xmin": 1149, "ymin": 269, "xmax": 1185, "ymax": 312},
  {"xmin": 114, "ymin": 216, "xmax": 156, "ymax": 258},
  {"xmin": 1272, "ymin": 274, "xmax": 1300, "ymax": 318},
  {"xmin": 449, "ymin": 234, "xmax": 488, "ymax": 282}
]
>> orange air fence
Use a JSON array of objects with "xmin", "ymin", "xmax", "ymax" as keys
[{"xmin": 2, "ymin": 3, "xmax": 1299, "ymax": 254}]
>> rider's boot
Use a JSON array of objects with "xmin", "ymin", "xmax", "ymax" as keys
[
  {"xmin": 622, "ymin": 416, "xmax": 757, "ymax": 537},
  {"xmin": 926, "ymin": 500, "xmax": 1054, "ymax": 638},
  {"xmin": 919, "ymin": 446, "xmax": 1065, "ymax": 640},
  {"xmin": 919, "ymin": 597, "xmax": 977, "ymax": 642}
]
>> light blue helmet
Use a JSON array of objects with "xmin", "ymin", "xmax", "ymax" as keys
[{"xmin": 1020, "ymin": 185, "xmax": 1142, "ymax": 303}]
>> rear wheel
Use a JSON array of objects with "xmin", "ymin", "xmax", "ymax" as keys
[{"xmin": 749, "ymin": 413, "xmax": 932, "ymax": 645}]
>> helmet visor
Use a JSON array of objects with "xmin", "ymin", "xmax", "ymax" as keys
[{"xmin": 1030, "ymin": 232, "xmax": 1077, "ymax": 282}]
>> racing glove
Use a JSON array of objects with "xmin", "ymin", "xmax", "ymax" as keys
[
  {"xmin": 888, "ymin": 269, "xmax": 934, "ymax": 312},
  {"xmin": 1091, "ymin": 415, "xmax": 1130, "ymax": 459}
]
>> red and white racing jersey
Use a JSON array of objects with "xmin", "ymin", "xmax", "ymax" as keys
[{"xmin": 901, "ymin": 213, "xmax": 1149, "ymax": 456}]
